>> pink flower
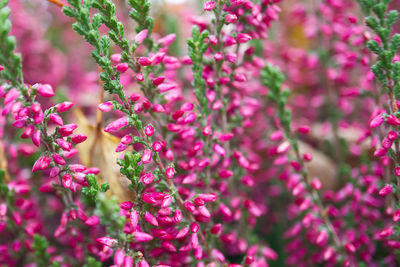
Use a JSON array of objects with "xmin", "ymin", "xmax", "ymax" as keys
[
  {"xmin": 142, "ymin": 149, "xmax": 153, "ymax": 164},
  {"xmin": 116, "ymin": 63, "xmax": 129, "ymax": 73},
  {"xmin": 55, "ymin": 101, "xmax": 74, "ymax": 113},
  {"xmin": 135, "ymin": 29, "xmax": 148, "ymax": 44},
  {"xmin": 142, "ymin": 172, "xmax": 155, "ymax": 185},
  {"xmin": 370, "ymin": 114, "xmax": 384, "ymax": 128},
  {"xmin": 96, "ymin": 237, "xmax": 117, "ymax": 247},
  {"xmin": 144, "ymin": 211, "xmax": 158, "ymax": 226},
  {"xmin": 165, "ymin": 167, "xmax": 175, "ymax": 179},
  {"xmin": 49, "ymin": 113, "xmax": 63, "ymax": 126},
  {"xmin": 225, "ymin": 14, "xmax": 237, "ymax": 23},
  {"xmin": 379, "ymin": 184, "xmax": 393, "ymax": 196},
  {"xmin": 144, "ymin": 125, "xmax": 154, "ymax": 136},
  {"xmin": 37, "ymin": 84, "xmax": 55, "ymax": 97},
  {"xmin": 98, "ymin": 101, "xmax": 114, "ymax": 112},
  {"xmin": 237, "ymin": 33, "xmax": 252, "ymax": 43},
  {"xmin": 32, "ymin": 156, "xmax": 51, "ymax": 172},
  {"xmin": 58, "ymin": 124, "xmax": 78, "ymax": 137},
  {"xmin": 62, "ymin": 174, "xmax": 72, "ymax": 189},
  {"xmin": 138, "ymin": 57, "xmax": 152, "ymax": 66},
  {"xmin": 120, "ymin": 201, "xmax": 133, "ymax": 210},
  {"xmin": 204, "ymin": 1, "xmax": 216, "ymax": 11},
  {"xmin": 133, "ymin": 231, "xmax": 153, "ymax": 242},
  {"xmin": 104, "ymin": 117, "xmax": 129, "ymax": 132},
  {"xmin": 158, "ymin": 34, "xmax": 176, "ymax": 47}
]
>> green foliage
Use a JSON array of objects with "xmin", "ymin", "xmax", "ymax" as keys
[
  {"xmin": 187, "ymin": 26, "xmax": 210, "ymax": 117},
  {"xmin": 32, "ymin": 234, "xmax": 51, "ymax": 266},
  {"xmin": 95, "ymin": 193, "xmax": 126, "ymax": 232},
  {"xmin": 261, "ymin": 64, "xmax": 291, "ymax": 131},
  {"xmin": 117, "ymin": 151, "xmax": 144, "ymax": 185},
  {"xmin": 358, "ymin": 0, "xmax": 400, "ymax": 97},
  {"xmin": 81, "ymin": 174, "xmax": 109, "ymax": 202},
  {"xmin": 83, "ymin": 257, "xmax": 102, "ymax": 267},
  {"xmin": 128, "ymin": 0, "xmax": 154, "ymax": 50},
  {"xmin": 0, "ymin": 0, "xmax": 24, "ymax": 89},
  {"xmin": 63, "ymin": 0, "xmax": 125, "ymax": 98}
]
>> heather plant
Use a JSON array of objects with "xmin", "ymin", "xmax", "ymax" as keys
[{"xmin": 1, "ymin": 0, "xmax": 400, "ymax": 266}]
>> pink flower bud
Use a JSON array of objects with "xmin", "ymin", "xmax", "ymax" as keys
[
  {"xmin": 33, "ymin": 111, "xmax": 44, "ymax": 124},
  {"xmin": 32, "ymin": 156, "xmax": 51, "ymax": 172},
  {"xmin": 39, "ymin": 182, "xmax": 53, "ymax": 192},
  {"xmin": 387, "ymin": 115, "xmax": 400, "ymax": 126},
  {"xmin": 0, "ymin": 65, "xmax": 3, "ymax": 71},
  {"xmin": 374, "ymin": 147, "xmax": 387, "ymax": 157},
  {"xmin": 56, "ymin": 138, "xmax": 72, "ymax": 151},
  {"xmin": 388, "ymin": 131, "xmax": 398, "ymax": 141},
  {"xmin": 303, "ymin": 153, "xmax": 313, "ymax": 162},
  {"xmin": 152, "ymin": 141, "xmax": 162, "ymax": 152},
  {"xmin": 4, "ymin": 88, "xmax": 19, "ymax": 105},
  {"xmin": 225, "ymin": 14, "xmax": 237, "ymax": 23},
  {"xmin": 98, "ymin": 101, "xmax": 114, "ymax": 112},
  {"xmin": 49, "ymin": 113, "xmax": 63, "ymax": 126},
  {"xmin": 71, "ymin": 134, "xmax": 87, "ymax": 144},
  {"xmin": 58, "ymin": 124, "xmax": 78, "ymax": 137},
  {"xmin": 144, "ymin": 125, "xmax": 154, "ymax": 136},
  {"xmin": 114, "ymin": 249, "xmax": 125, "ymax": 266},
  {"xmin": 135, "ymin": 29, "xmax": 148, "ymax": 44},
  {"xmin": 237, "ymin": 33, "xmax": 252, "ymax": 43},
  {"xmin": 158, "ymin": 34, "xmax": 176, "ymax": 47},
  {"xmin": 204, "ymin": 1, "xmax": 216, "ymax": 10},
  {"xmin": 142, "ymin": 172, "xmax": 155, "ymax": 185},
  {"xmin": 120, "ymin": 201, "xmax": 133, "ymax": 210},
  {"xmin": 152, "ymin": 76, "xmax": 165, "ymax": 86},
  {"xmin": 137, "ymin": 260, "xmax": 150, "ymax": 267},
  {"xmin": 37, "ymin": 84, "xmax": 55, "ymax": 97},
  {"xmin": 130, "ymin": 210, "xmax": 139, "ymax": 229},
  {"xmin": 213, "ymin": 143, "xmax": 226, "ymax": 157},
  {"xmin": 184, "ymin": 201, "xmax": 195, "ymax": 212},
  {"xmin": 116, "ymin": 63, "xmax": 129, "ymax": 73},
  {"xmin": 203, "ymin": 125, "xmax": 212, "ymax": 136},
  {"xmin": 144, "ymin": 212, "xmax": 158, "ymax": 226},
  {"xmin": 96, "ymin": 237, "xmax": 117, "ymax": 247},
  {"xmin": 85, "ymin": 216, "xmax": 100, "ymax": 226},
  {"xmin": 176, "ymin": 227, "xmax": 189, "ymax": 239},
  {"xmin": 165, "ymin": 167, "xmax": 175, "ymax": 179},
  {"xmin": 12, "ymin": 119, "xmax": 26, "ymax": 128},
  {"xmin": 158, "ymin": 83, "xmax": 177, "ymax": 92},
  {"xmin": 210, "ymin": 224, "xmax": 222, "ymax": 235},
  {"xmin": 219, "ymin": 169, "xmax": 233, "ymax": 178},
  {"xmin": 379, "ymin": 185, "xmax": 393, "ymax": 196},
  {"xmin": 133, "ymin": 231, "xmax": 154, "ymax": 242},
  {"xmin": 138, "ymin": 57, "xmax": 152, "ymax": 66},
  {"xmin": 183, "ymin": 112, "xmax": 196, "ymax": 124},
  {"xmin": 111, "ymin": 53, "xmax": 122, "ymax": 63},
  {"xmin": 55, "ymin": 101, "xmax": 73, "ymax": 112},
  {"xmin": 62, "ymin": 174, "xmax": 72, "ymax": 189},
  {"xmin": 142, "ymin": 149, "xmax": 153, "ymax": 164},
  {"xmin": 52, "ymin": 153, "xmax": 66, "ymax": 165},
  {"xmin": 136, "ymin": 73, "xmax": 144, "ymax": 81},
  {"xmin": 224, "ymin": 35, "xmax": 237, "ymax": 46},
  {"xmin": 393, "ymin": 209, "xmax": 400, "ymax": 222},
  {"xmin": 32, "ymin": 130, "xmax": 41, "ymax": 147},
  {"xmin": 370, "ymin": 114, "xmax": 384, "ymax": 128},
  {"xmin": 190, "ymin": 234, "xmax": 199, "ymax": 249},
  {"xmin": 104, "ymin": 117, "xmax": 128, "ymax": 132}
]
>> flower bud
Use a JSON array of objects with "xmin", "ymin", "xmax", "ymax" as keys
[
  {"xmin": 116, "ymin": 63, "xmax": 129, "ymax": 73},
  {"xmin": 379, "ymin": 184, "xmax": 393, "ymax": 196},
  {"xmin": 104, "ymin": 117, "xmax": 128, "ymax": 132},
  {"xmin": 37, "ymin": 84, "xmax": 55, "ymax": 97},
  {"xmin": 204, "ymin": 1, "xmax": 216, "ymax": 10},
  {"xmin": 135, "ymin": 29, "xmax": 148, "ymax": 44}
]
